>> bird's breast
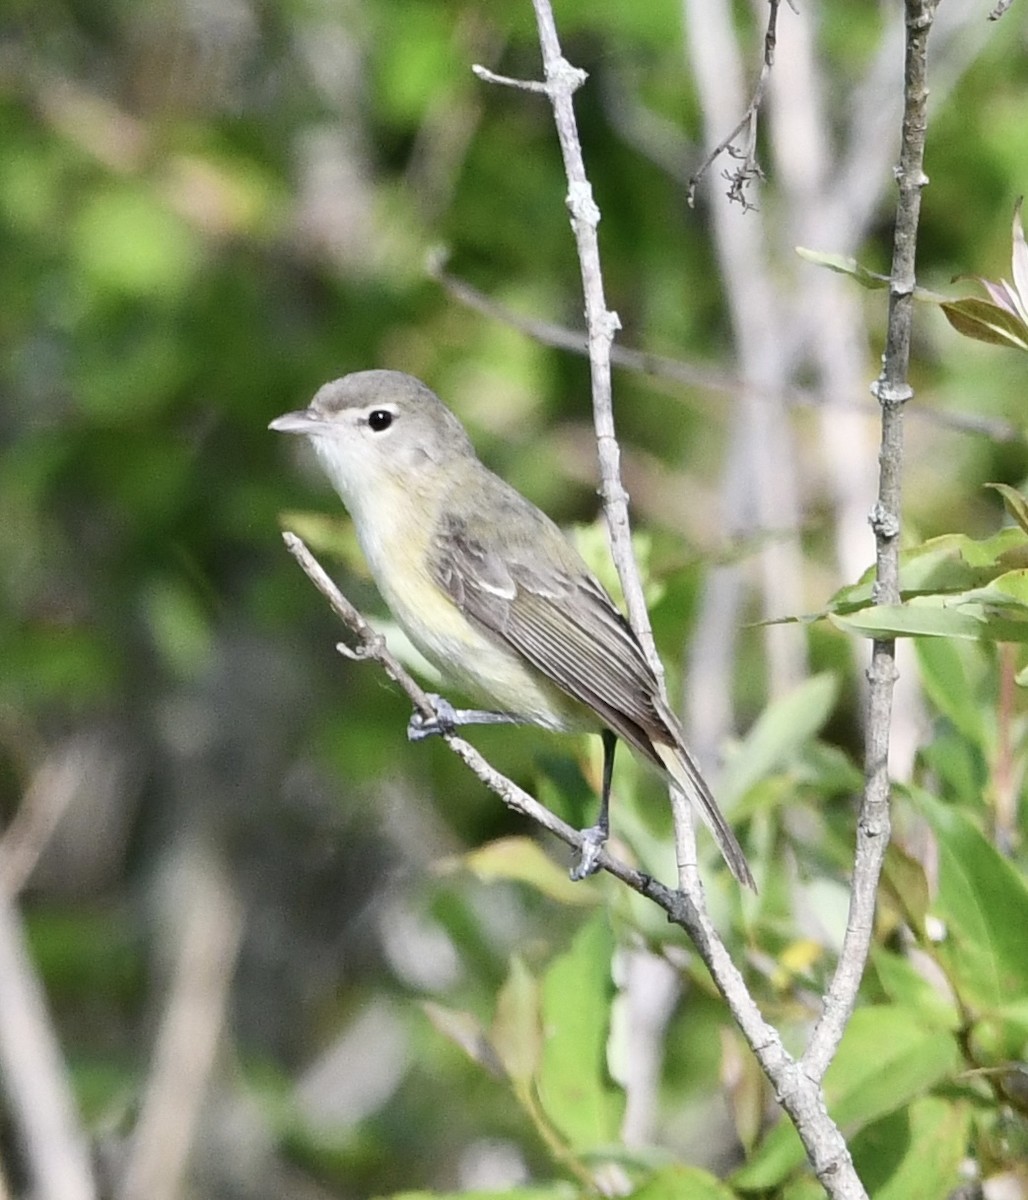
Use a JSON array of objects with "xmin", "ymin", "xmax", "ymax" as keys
[{"xmin": 354, "ymin": 502, "xmax": 591, "ymax": 733}]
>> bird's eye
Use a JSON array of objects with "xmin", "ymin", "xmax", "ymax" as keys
[{"xmin": 367, "ymin": 409, "xmax": 394, "ymax": 432}]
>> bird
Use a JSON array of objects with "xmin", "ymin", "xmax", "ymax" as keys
[{"xmin": 270, "ymin": 369, "xmax": 753, "ymax": 888}]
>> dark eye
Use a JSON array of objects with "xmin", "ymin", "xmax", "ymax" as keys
[{"xmin": 368, "ymin": 409, "xmax": 393, "ymax": 432}]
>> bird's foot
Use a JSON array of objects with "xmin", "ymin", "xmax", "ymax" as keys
[
  {"xmin": 408, "ymin": 697, "xmax": 527, "ymax": 741},
  {"xmin": 570, "ymin": 824, "xmax": 607, "ymax": 881},
  {"xmin": 407, "ymin": 694, "xmax": 458, "ymax": 741}
]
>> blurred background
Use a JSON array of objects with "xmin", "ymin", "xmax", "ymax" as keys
[{"xmin": 0, "ymin": 0, "xmax": 1026, "ymax": 1197}]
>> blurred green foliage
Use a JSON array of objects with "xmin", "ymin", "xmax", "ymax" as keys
[{"xmin": 1, "ymin": 1, "xmax": 1027, "ymax": 1198}]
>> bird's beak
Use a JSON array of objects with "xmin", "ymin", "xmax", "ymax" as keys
[{"xmin": 269, "ymin": 409, "xmax": 320, "ymax": 435}]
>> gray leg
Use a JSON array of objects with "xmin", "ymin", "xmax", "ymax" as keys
[
  {"xmin": 407, "ymin": 693, "xmax": 530, "ymax": 742},
  {"xmin": 570, "ymin": 730, "xmax": 616, "ymax": 881}
]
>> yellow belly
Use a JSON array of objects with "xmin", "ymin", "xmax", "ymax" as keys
[{"xmin": 357, "ymin": 512, "xmax": 590, "ymax": 732}]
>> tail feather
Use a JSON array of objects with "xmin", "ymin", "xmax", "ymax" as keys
[{"xmin": 653, "ymin": 740, "xmax": 755, "ymax": 891}]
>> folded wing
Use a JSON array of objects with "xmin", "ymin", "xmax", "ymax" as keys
[{"xmin": 430, "ymin": 505, "xmax": 753, "ymax": 888}]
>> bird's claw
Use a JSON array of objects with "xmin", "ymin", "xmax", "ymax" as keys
[
  {"xmin": 570, "ymin": 824, "xmax": 607, "ymax": 881},
  {"xmin": 407, "ymin": 693, "xmax": 458, "ymax": 741}
]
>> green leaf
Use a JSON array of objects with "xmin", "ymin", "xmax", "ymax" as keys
[
  {"xmin": 851, "ymin": 1096, "xmax": 970, "ymax": 1200},
  {"xmin": 824, "ymin": 1007, "xmax": 959, "ymax": 1128},
  {"xmin": 831, "ymin": 598, "xmax": 1028, "ymax": 642},
  {"xmin": 459, "ymin": 837, "xmax": 601, "ymax": 906},
  {"xmin": 781, "ymin": 1181, "xmax": 830, "ymax": 1200},
  {"xmin": 628, "ymin": 1164, "xmax": 737, "ymax": 1200},
  {"xmin": 537, "ymin": 914, "xmax": 623, "ymax": 1151},
  {"xmin": 492, "ymin": 957, "xmax": 543, "ymax": 1087},
  {"xmin": 878, "ymin": 844, "xmax": 933, "ymax": 937},
  {"xmin": 985, "ymin": 482, "xmax": 1028, "ymax": 535},
  {"xmin": 916, "ymin": 733, "xmax": 987, "ymax": 809},
  {"xmin": 950, "ymin": 569, "xmax": 1028, "ymax": 613},
  {"xmin": 970, "ymin": 998, "xmax": 1028, "ymax": 1063},
  {"xmin": 734, "ymin": 1006, "xmax": 959, "ymax": 1188},
  {"xmin": 913, "ymin": 791, "xmax": 1028, "ymax": 1012},
  {"xmin": 870, "ymin": 948, "xmax": 959, "ymax": 1030},
  {"xmin": 828, "ymin": 529, "xmax": 1028, "ymax": 614},
  {"xmin": 421, "ymin": 1002, "xmax": 504, "ymax": 1078},
  {"xmin": 831, "ymin": 602, "xmax": 981, "ymax": 640},
  {"xmin": 719, "ymin": 673, "xmax": 839, "ymax": 807},
  {"xmin": 940, "ymin": 297, "xmax": 1028, "ymax": 351},
  {"xmin": 914, "ymin": 638, "xmax": 987, "ymax": 745},
  {"xmin": 796, "ymin": 247, "xmax": 890, "ymax": 290}
]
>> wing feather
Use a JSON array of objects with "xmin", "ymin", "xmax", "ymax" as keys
[
  {"xmin": 430, "ymin": 504, "xmax": 754, "ymax": 888},
  {"xmin": 434, "ymin": 518, "xmax": 659, "ymax": 744}
]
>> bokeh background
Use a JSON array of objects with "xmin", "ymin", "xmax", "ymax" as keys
[{"xmin": 1, "ymin": 1, "xmax": 1026, "ymax": 1197}]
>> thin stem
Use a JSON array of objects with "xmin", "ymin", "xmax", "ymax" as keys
[
  {"xmin": 687, "ymin": 0, "xmax": 782, "ymax": 208},
  {"xmin": 804, "ymin": 0, "xmax": 936, "ymax": 1083},
  {"xmin": 428, "ymin": 252, "xmax": 1020, "ymax": 442},
  {"xmin": 526, "ymin": 0, "xmax": 658, "ymax": 674}
]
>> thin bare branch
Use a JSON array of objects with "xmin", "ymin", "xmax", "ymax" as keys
[
  {"xmin": 488, "ymin": 2, "xmax": 663, "ymax": 677},
  {"xmin": 429, "ymin": 252, "xmax": 1022, "ymax": 443},
  {"xmin": 687, "ymin": 0, "xmax": 782, "ymax": 208},
  {"xmin": 0, "ymin": 889, "xmax": 96, "ymax": 1200},
  {"xmin": 471, "ymin": 62, "xmax": 560, "ymax": 94},
  {"xmin": 480, "ymin": 2, "xmax": 717, "ymax": 891},
  {"xmin": 117, "ymin": 850, "xmax": 244, "ymax": 1200},
  {"xmin": 0, "ymin": 744, "xmax": 87, "ymax": 896},
  {"xmin": 804, "ymin": 0, "xmax": 938, "ymax": 1083}
]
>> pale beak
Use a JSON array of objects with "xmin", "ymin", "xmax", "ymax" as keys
[{"xmin": 269, "ymin": 409, "xmax": 321, "ymax": 434}]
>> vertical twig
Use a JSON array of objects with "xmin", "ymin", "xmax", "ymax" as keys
[
  {"xmin": 804, "ymin": 0, "xmax": 936, "ymax": 1082},
  {"xmin": 477, "ymin": 2, "xmax": 659, "ymax": 674},
  {"xmin": 529, "ymin": 1, "xmax": 646, "ymax": 644}
]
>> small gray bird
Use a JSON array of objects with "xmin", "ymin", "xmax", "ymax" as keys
[{"xmin": 271, "ymin": 370, "xmax": 753, "ymax": 888}]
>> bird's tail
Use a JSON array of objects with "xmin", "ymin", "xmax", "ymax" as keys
[{"xmin": 653, "ymin": 740, "xmax": 755, "ymax": 891}]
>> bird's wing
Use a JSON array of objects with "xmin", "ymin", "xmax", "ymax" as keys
[
  {"xmin": 429, "ymin": 509, "xmax": 667, "ymax": 757},
  {"xmin": 430, "ymin": 503, "xmax": 755, "ymax": 890}
]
